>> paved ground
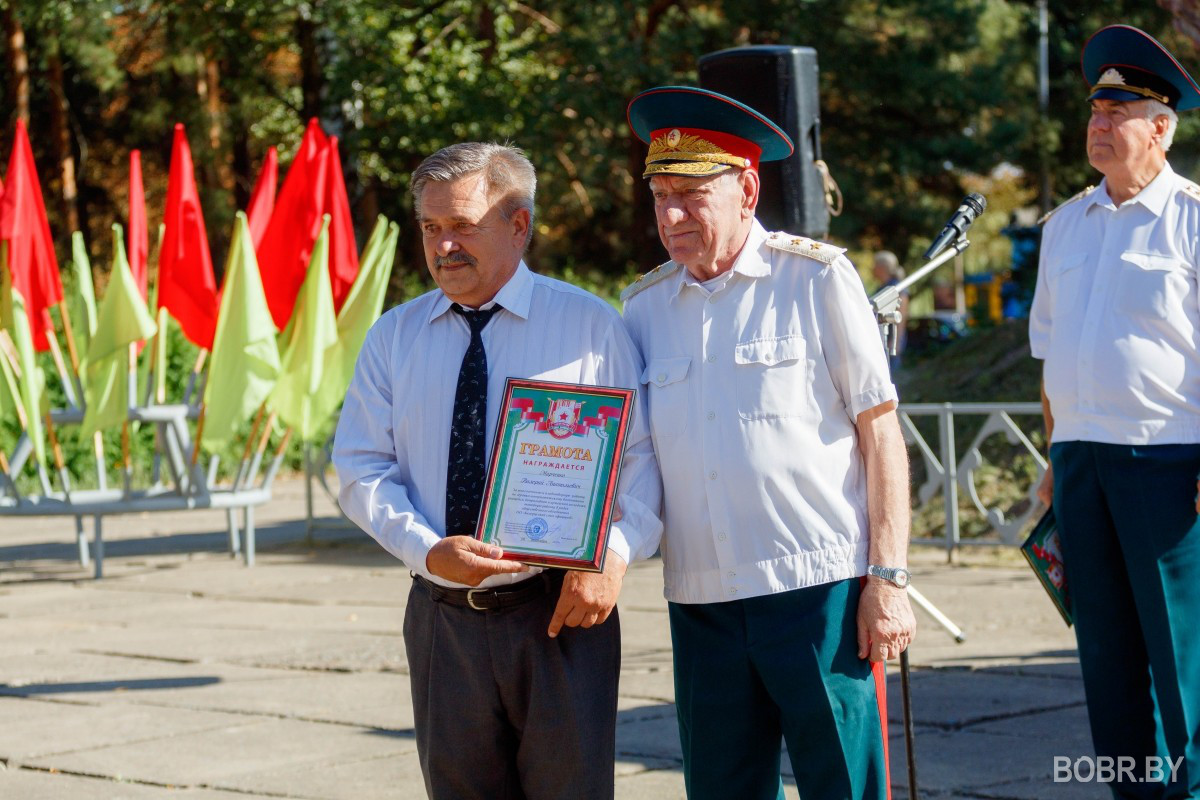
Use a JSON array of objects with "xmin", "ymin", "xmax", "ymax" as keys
[{"xmin": 0, "ymin": 478, "xmax": 1104, "ymax": 799}]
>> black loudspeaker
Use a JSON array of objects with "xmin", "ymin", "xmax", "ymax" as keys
[{"xmin": 699, "ymin": 45, "xmax": 828, "ymax": 239}]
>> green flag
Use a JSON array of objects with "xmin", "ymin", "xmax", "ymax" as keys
[
  {"xmin": 80, "ymin": 224, "xmax": 157, "ymax": 439},
  {"xmin": 69, "ymin": 231, "xmax": 98, "ymax": 359},
  {"xmin": 268, "ymin": 215, "xmax": 338, "ymax": 441},
  {"xmin": 0, "ymin": 242, "xmax": 45, "ymax": 464},
  {"xmin": 201, "ymin": 212, "xmax": 280, "ymax": 450},
  {"xmin": 312, "ymin": 215, "xmax": 397, "ymax": 421}
]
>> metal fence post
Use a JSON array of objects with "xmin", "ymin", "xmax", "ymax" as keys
[{"xmin": 938, "ymin": 403, "xmax": 959, "ymax": 561}]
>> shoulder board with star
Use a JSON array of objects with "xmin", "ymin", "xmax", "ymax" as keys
[
  {"xmin": 1180, "ymin": 180, "xmax": 1200, "ymax": 203},
  {"xmin": 765, "ymin": 232, "xmax": 846, "ymax": 265},
  {"xmin": 1037, "ymin": 186, "xmax": 1094, "ymax": 226},
  {"xmin": 620, "ymin": 260, "xmax": 680, "ymax": 303}
]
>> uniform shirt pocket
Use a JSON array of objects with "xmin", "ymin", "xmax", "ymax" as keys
[
  {"xmin": 734, "ymin": 334, "xmax": 808, "ymax": 420},
  {"xmin": 1048, "ymin": 252, "xmax": 1086, "ymax": 317},
  {"xmin": 641, "ymin": 357, "xmax": 691, "ymax": 439},
  {"xmin": 1116, "ymin": 252, "xmax": 1190, "ymax": 320}
]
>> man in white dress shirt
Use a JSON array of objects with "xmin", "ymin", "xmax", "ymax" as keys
[
  {"xmin": 620, "ymin": 86, "xmax": 914, "ymax": 800},
  {"xmin": 1031, "ymin": 26, "xmax": 1200, "ymax": 796},
  {"xmin": 333, "ymin": 142, "xmax": 662, "ymax": 800}
]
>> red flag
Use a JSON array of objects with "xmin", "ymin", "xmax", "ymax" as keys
[
  {"xmin": 0, "ymin": 119, "xmax": 63, "ymax": 351},
  {"xmin": 324, "ymin": 137, "xmax": 359, "ymax": 312},
  {"xmin": 158, "ymin": 123, "xmax": 218, "ymax": 350},
  {"xmin": 258, "ymin": 118, "xmax": 329, "ymax": 330},
  {"xmin": 246, "ymin": 146, "xmax": 277, "ymax": 250},
  {"xmin": 128, "ymin": 149, "xmax": 148, "ymax": 300}
]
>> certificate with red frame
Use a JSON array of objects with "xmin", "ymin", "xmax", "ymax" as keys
[{"xmin": 474, "ymin": 378, "xmax": 634, "ymax": 572}]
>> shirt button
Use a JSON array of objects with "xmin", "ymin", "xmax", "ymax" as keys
[
  {"xmin": 656, "ymin": 374, "xmax": 666, "ymax": 382},
  {"xmin": 718, "ymin": 532, "xmax": 727, "ymax": 541},
  {"xmin": 709, "ymin": 471, "xmax": 718, "ymax": 480},
  {"xmin": 727, "ymin": 571, "xmax": 736, "ymax": 578},
  {"xmin": 707, "ymin": 412, "xmax": 715, "ymax": 420},
  {"xmin": 707, "ymin": 354, "xmax": 716, "ymax": 363},
  {"xmin": 708, "ymin": 295, "xmax": 718, "ymax": 304},
  {"xmin": 729, "ymin": 587, "xmax": 737, "ymax": 595}
]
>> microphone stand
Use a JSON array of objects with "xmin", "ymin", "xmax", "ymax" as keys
[
  {"xmin": 869, "ymin": 236, "xmax": 974, "ymax": 800},
  {"xmin": 869, "ymin": 233, "xmax": 969, "ymax": 643},
  {"xmin": 871, "ymin": 236, "xmax": 971, "ymax": 359}
]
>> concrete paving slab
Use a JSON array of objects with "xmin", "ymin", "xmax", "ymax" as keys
[
  {"xmin": 21, "ymin": 717, "xmax": 409, "ymax": 790},
  {"xmin": 0, "ymin": 696, "xmax": 253, "ymax": 762},
  {"xmin": 896, "ymin": 727, "xmax": 1107, "ymax": 798},
  {"xmin": 885, "ymin": 667, "xmax": 1085, "ymax": 730},
  {"xmin": 0, "ymin": 768, "xmax": 283, "ymax": 799},
  {"xmin": 612, "ymin": 767, "xmax": 804, "ymax": 800},
  {"xmin": 221, "ymin": 751, "xmax": 423, "ymax": 800},
  {"xmin": 123, "ymin": 670, "xmax": 414, "ymax": 731}
]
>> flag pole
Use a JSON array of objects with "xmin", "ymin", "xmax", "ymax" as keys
[
  {"xmin": 243, "ymin": 410, "xmax": 277, "ymax": 488},
  {"xmin": 258, "ymin": 425, "xmax": 293, "ymax": 490},
  {"xmin": 191, "ymin": 404, "xmax": 206, "ymax": 467},
  {"xmin": 183, "ymin": 347, "xmax": 208, "ymax": 406},
  {"xmin": 54, "ymin": 298, "xmax": 107, "ymax": 491},
  {"xmin": 232, "ymin": 401, "xmax": 267, "ymax": 490},
  {"xmin": 44, "ymin": 410, "xmax": 73, "ymax": 499},
  {"xmin": 0, "ymin": 332, "xmax": 29, "ymax": 429},
  {"xmin": 0, "ymin": 330, "xmax": 52, "ymax": 492},
  {"xmin": 57, "ymin": 300, "xmax": 81, "ymax": 375},
  {"xmin": 44, "ymin": 328, "xmax": 79, "ymax": 409},
  {"xmin": 121, "ymin": 342, "xmax": 136, "ymax": 495}
]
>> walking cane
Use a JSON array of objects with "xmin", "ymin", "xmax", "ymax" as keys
[{"xmin": 900, "ymin": 648, "xmax": 918, "ymax": 799}]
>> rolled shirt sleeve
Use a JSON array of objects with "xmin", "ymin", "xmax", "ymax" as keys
[{"xmin": 818, "ymin": 255, "xmax": 898, "ymax": 421}]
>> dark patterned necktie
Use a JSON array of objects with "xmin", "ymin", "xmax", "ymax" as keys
[{"xmin": 445, "ymin": 304, "xmax": 499, "ymax": 536}]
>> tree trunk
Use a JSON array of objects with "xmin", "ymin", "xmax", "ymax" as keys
[
  {"xmin": 478, "ymin": 3, "xmax": 496, "ymax": 65},
  {"xmin": 297, "ymin": 9, "xmax": 322, "ymax": 122},
  {"xmin": 46, "ymin": 42, "xmax": 81, "ymax": 234},
  {"xmin": 3, "ymin": 3, "xmax": 29, "ymax": 125},
  {"xmin": 231, "ymin": 123, "xmax": 252, "ymax": 212}
]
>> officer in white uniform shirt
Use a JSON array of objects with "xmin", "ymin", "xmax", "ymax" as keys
[
  {"xmin": 1031, "ymin": 25, "xmax": 1200, "ymax": 797},
  {"xmin": 621, "ymin": 85, "xmax": 915, "ymax": 800}
]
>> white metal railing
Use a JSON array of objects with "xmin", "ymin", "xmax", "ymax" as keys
[{"xmin": 900, "ymin": 402, "xmax": 1046, "ymax": 553}]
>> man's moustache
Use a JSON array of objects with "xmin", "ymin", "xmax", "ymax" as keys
[{"xmin": 436, "ymin": 254, "xmax": 477, "ymax": 268}]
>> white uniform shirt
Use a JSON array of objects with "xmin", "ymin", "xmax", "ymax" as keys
[
  {"xmin": 1029, "ymin": 163, "xmax": 1200, "ymax": 445},
  {"xmin": 622, "ymin": 220, "xmax": 897, "ymax": 604},
  {"xmin": 334, "ymin": 262, "xmax": 663, "ymax": 589}
]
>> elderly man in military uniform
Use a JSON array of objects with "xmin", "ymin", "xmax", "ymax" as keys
[
  {"xmin": 620, "ymin": 86, "xmax": 915, "ymax": 800},
  {"xmin": 1031, "ymin": 25, "xmax": 1200, "ymax": 797}
]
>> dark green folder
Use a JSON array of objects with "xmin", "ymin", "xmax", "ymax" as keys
[{"xmin": 1020, "ymin": 508, "xmax": 1073, "ymax": 627}]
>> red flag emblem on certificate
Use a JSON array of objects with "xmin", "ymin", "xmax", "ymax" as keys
[{"xmin": 547, "ymin": 398, "xmax": 582, "ymax": 439}]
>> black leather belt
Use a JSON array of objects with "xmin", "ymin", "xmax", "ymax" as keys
[{"xmin": 414, "ymin": 572, "xmax": 558, "ymax": 611}]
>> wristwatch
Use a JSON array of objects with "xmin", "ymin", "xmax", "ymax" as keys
[{"xmin": 867, "ymin": 564, "xmax": 911, "ymax": 588}]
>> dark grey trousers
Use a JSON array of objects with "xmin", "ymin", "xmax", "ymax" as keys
[{"xmin": 402, "ymin": 573, "xmax": 621, "ymax": 800}]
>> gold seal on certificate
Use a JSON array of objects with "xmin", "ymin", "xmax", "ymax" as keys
[{"xmin": 474, "ymin": 378, "xmax": 635, "ymax": 572}]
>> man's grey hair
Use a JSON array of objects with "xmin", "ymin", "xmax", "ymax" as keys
[
  {"xmin": 411, "ymin": 142, "xmax": 537, "ymax": 248},
  {"xmin": 1138, "ymin": 98, "xmax": 1178, "ymax": 152},
  {"xmin": 874, "ymin": 250, "xmax": 904, "ymax": 280}
]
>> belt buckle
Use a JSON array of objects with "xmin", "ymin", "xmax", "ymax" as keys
[{"xmin": 466, "ymin": 588, "xmax": 487, "ymax": 611}]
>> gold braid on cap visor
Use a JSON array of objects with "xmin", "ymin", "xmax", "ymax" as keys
[
  {"xmin": 643, "ymin": 160, "xmax": 732, "ymax": 177},
  {"xmin": 644, "ymin": 130, "xmax": 751, "ymax": 171},
  {"xmin": 1092, "ymin": 81, "xmax": 1170, "ymax": 104}
]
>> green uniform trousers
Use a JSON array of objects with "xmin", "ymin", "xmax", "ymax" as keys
[
  {"xmin": 1052, "ymin": 440, "xmax": 1200, "ymax": 799},
  {"xmin": 668, "ymin": 577, "xmax": 890, "ymax": 800}
]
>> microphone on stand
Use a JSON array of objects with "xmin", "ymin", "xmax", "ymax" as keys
[{"xmin": 923, "ymin": 193, "xmax": 987, "ymax": 261}]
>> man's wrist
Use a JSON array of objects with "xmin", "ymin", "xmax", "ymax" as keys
[{"xmin": 866, "ymin": 563, "xmax": 911, "ymax": 588}]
